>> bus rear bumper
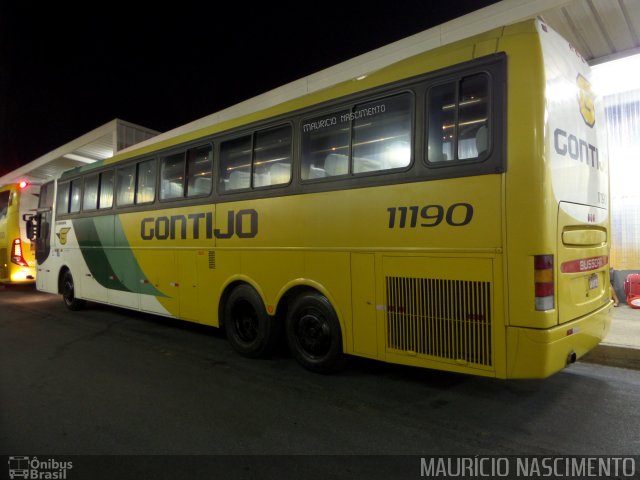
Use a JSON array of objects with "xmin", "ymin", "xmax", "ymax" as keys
[
  {"xmin": 1, "ymin": 270, "xmax": 36, "ymax": 285},
  {"xmin": 506, "ymin": 301, "xmax": 612, "ymax": 379}
]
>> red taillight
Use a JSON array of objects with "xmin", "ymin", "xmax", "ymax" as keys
[
  {"xmin": 11, "ymin": 238, "xmax": 29, "ymax": 267},
  {"xmin": 534, "ymin": 254, "xmax": 554, "ymax": 311},
  {"xmin": 18, "ymin": 181, "xmax": 29, "ymax": 189},
  {"xmin": 535, "ymin": 282, "xmax": 554, "ymax": 297}
]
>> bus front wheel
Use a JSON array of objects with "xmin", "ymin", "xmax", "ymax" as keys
[
  {"xmin": 224, "ymin": 284, "xmax": 279, "ymax": 358},
  {"xmin": 286, "ymin": 292, "xmax": 345, "ymax": 373},
  {"xmin": 61, "ymin": 270, "xmax": 85, "ymax": 311}
]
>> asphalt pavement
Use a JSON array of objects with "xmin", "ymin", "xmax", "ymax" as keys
[
  {"xmin": 1, "ymin": 285, "xmax": 640, "ymax": 479},
  {"xmin": 582, "ymin": 303, "xmax": 640, "ymax": 370}
]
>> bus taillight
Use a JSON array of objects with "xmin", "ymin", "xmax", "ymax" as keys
[
  {"xmin": 11, "ymin": 238, "xmax": 29, "ymax": 267},
  {"xmin": 534, "ymin": 255, "xmax": 555, "ymax": 311}
]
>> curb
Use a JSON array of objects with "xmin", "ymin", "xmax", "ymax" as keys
[{"xmin": 579, "ymin": 343, "xmax": 640, "ymax": 371}]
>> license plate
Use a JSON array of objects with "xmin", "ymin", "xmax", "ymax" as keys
[{"xmin": 588, "ymin": 273, "xmax": 599, "ymax": 290}]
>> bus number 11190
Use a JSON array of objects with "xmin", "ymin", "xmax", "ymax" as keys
[{"xmin": 387, "ymin": 203, "xmax": 474, "ymax": 229}]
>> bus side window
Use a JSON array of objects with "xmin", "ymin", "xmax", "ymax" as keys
[
  {"xmin": 301, "ymin": 109, "xmax": 350, "ymax": 180},
  {"xmin": 427, "ymin": 73, "xmax": 489, "ymax": 163},
  {"xmin": 254, "ymin": 125, "xmax": 291, "ymax": 187},
  {"xmin": 136, "ymin": 159, "xmax": 156, "ymax": 204},
  {"xmin": 69, "ymin": 180, "xmax": 82, "ymax": 213},
  {"xmin": 186, "ymin": 145, "xmax": 213, "ymax": 197},
  {"xmin": 352, "ymin": 94, "xmax": 412, "ymax": 173},
  {"xmin": 116, "ymin": 165, "xmax": 136, "ymax": 206},
  {"xmin": 161, "ymin": 153, "xmax": 185, "ymax": 200},
  {"xmin": 56, "ymin": 182, "xmax": 70, "ymax": 214},
  {"xmin": 83, "ymin": 174, "xmax": 99, "ymax": 211},
  {"xmin": 99, "ymin": 171, "xmax": 114, "ymax": 209},
  {"xmin": 220, "ymin": 136, "xmax": 251, "ymax": 191}
]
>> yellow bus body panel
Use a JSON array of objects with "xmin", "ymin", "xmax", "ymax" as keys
[{"xmin": 506, "ymin": 303, "xmax": 611, "ymax": 378}]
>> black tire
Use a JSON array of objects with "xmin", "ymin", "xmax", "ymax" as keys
[
  {"xmin": 223, "ymin": 284, "xmax": 280, "ymax": 358},
  {"xmin": 286, "ymin": 291, "xmax": 345, "ymax": 373},
  {"xmin": 61, "ymin": 270, "xmax": 85, "ymax": 311}
]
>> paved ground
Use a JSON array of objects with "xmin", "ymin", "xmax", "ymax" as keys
[
  {"xmin": 582, "ymin": 303, "xmax": 640, "ymax": 370},
  {"xmin": 1, "ymin": 285, "xmax": 640, "ymax": 478},
  {"xmin": 603, "ymin": 303, "xmax": 640, "ymax": 348}
]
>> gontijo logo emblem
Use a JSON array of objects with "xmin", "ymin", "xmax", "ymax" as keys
[
  {"xmin": 56, "ymin": 227, "xmax": 71, "ymax": 245},
  {"xmin": 577, "ymin": 73, "xmax": 595, "ymax": 127}
]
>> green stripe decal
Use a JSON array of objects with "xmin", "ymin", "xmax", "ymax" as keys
[{"xmin": 72, "ymin": 216, "xmax": 166, "ymax": 298}]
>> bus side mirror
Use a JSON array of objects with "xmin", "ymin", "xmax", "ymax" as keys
[{"xmin": 23, "ymin": 213, "xmax": 40, "ymax": 240}]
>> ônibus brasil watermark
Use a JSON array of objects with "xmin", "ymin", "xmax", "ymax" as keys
[{"xmin": 8, "ymin": 456, "xmax": 72, "ymax": 479}]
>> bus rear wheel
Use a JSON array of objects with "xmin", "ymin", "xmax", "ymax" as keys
[
  {"xmin": 286, "ymin": 292, "xmax": 345, "ymax": 373},
  {"xmin": 224, "ymin": 284, "xmax": 279, "ymax": 358},
  {"xmin": 61, "ymin": 270, "xmax": 85, "ymax": 311}
]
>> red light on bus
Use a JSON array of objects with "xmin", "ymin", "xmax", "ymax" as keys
[
  {"xmin": 534, "ymin": 254, "xmax": 555, "ymax": 311},
  {"xmin": 18, "ymin": 181, "xmax": 29, "ymax": 189},
  {"xmin": 11, "ymin": 238, "xmax": 29, "ymax": 267}
]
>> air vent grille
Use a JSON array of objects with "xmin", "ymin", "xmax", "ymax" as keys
[{"xmin": 386, "ymin": 276, "xmax": 492, "ymax": 366}]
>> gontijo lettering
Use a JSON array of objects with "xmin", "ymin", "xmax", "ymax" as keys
[
  {"xmin": 553, "ymin": 128, "xmax": 602, "ymax": 171},
  {"xmin": 140, "ymin": 209, "xmax": 258, "ymax": 240}
]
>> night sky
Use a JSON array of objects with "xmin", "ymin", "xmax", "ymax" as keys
[{"xmin": 0, "ymin": 1, "xmax": 499, "ymax": 178}]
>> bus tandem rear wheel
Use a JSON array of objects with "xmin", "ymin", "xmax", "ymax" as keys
[
  {"xmin": 224, "ymin": 284, "xmax": 280, "ymax": 358},
  {"xmin": 286, "ymin": 292, "xmax": 345, "ymax": 373},
  {"xmin": 61, "ymin": 270, "xmax": 86, "ymax": 311}
]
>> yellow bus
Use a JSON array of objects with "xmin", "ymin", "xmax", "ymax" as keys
[
  {"xmin": 0, "ymin": 181, "xmax": 38, "ymax": 284},
  {"xmin": 26, "ymin": 19, "xmax": 611, "ymax": 378}
]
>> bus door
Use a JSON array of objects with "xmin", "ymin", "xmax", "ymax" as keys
[{"xmin": 25, "ymin": 182, "xmax": 54, "ymax": 291}]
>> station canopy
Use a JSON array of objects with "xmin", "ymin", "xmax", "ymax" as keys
[
  {"xmin": 0, "ymin": 119, "xmax": 159, "ymax": 187},
  {"xmin": 522, "ymin": 0, "xmax": 639, "ymax": 66}
]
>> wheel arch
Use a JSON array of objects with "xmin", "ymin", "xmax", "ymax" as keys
[{"xmin": 218, "ymin": 276, "xmax": 347, "ymax": 351}]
